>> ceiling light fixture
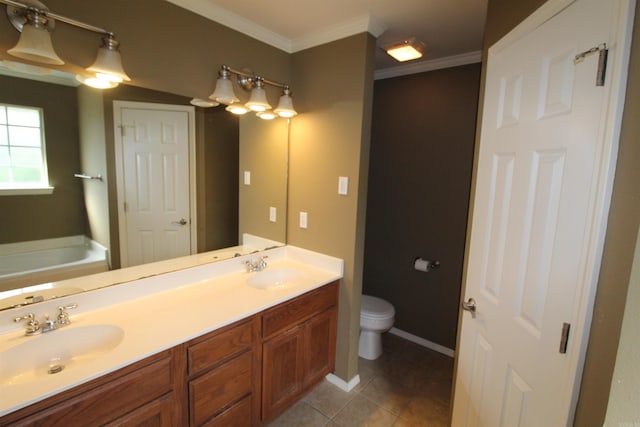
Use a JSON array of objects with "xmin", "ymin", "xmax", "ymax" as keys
[
  {"xmin": 384, "ymin": 38, "xmax": 426, "ymax": 62},
  {"xmin": 1, "ymin": 0, "xmax": 131, "ymax": 89},
  {"xmin": 209, "ymin": 64, "xmax": 297, "ymax": 119}
]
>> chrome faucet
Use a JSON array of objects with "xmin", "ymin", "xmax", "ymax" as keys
[
  {"xmin": 244, "ymin": 256, "xmax": 268, "ymax": 272},
  {"xmin": 13, "ymin": 303, "xmax": 78, "ymax": 336}
]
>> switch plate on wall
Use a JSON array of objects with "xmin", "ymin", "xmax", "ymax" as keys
[
  {"xmin": 338, "ymin": 176, "xmax": 349, "ymax": 195},
  {"xmin": 243, "ymin": 171, "xmax": 251, "ymax": 185},
  {"xmin": 299, "ymin": 212, "xmax": 308, "ymax": 229},
  {"xmin": 269, "ymin": 207, "xmax": 277, "ymax": 222}
]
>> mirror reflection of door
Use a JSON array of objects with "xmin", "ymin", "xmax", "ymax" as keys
[{"xmin": 114, "ymin": 101, "xmax": 196, "ymax": 267}]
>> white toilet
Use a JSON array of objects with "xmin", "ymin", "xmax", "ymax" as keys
[{"xmin": 359, "ymin": 295, "xmax": 395, "ymax": 360}]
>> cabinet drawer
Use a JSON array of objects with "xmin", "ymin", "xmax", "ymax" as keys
[
  {"xmin": 189, "ymin": 351, "xmax": 253, "ymax": 426},
  {"xmin": 202, "ymin": 396, "xmax": 252, "ymax": 427},
  {"xmin": 188, "ymin": 318, "xmax": 254, "ymax": 376},
  {"xmin": 262, "ymin": 281, "xmax": 338, "ymax": 339},
  {"xmin": 11, "ymin": 352, "xmax": 174, "ymax": 426}
]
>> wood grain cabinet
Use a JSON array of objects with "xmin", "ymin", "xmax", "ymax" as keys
[
  {"xmin": 0, "ymin": 281, "xmax": 339, "ymax": 427},
  {"xmin": 0, "ymin": 349, "xmax": 184, "ymax": 427},
  {"xmin": 261, "ymin": 281, "xmax": 339, "ymax": 422},
  {"xmin": 186, "ymin": 316, "xmax": 260, "ymax": 427}
]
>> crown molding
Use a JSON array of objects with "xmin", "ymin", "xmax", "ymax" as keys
[
  {"xmin": 374, "ymin": 50, "xmax": 482, "ymax": 80},
  {"xmin": 166, "ymin": 0, "xmax": 293, "ymax": 52},
  {"xmin": 167, "ymin": 1, "xmax": 386, "ymax": 54},
  {"xmin": 291, "ymin": 14, "xmax": 387, "ymax": 52}
]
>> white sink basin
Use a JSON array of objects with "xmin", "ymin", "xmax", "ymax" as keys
[
  {"xmin": 0, "ymin": 324, "xmax": 124, "ymax": 385},
  {"xmin": 246, "ymin": 268, "xmax": 305, "ymax": 290}
]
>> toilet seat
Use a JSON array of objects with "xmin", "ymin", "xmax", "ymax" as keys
[{"xmin": 361, "ymin": 295, "xmax": 395, "ymax": 319}]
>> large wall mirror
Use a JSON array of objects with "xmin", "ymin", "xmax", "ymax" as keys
[{"xmin": 0, "ymin": 64, "xmax": 289, "ymax": 311}]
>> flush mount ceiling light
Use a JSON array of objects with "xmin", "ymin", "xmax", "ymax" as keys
[
  {"xmin": 209, "ymin": 64, "xmax": 297, "ymax": 119},
  {"xmin": 384, "ymin": 38, "xmax": 426, "ymax": 62},
  {"xmin": 1, "ymin": 0, "xmax": 131, "ymax": 88}
]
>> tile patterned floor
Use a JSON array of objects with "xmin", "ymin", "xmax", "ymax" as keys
[{"xmin": 267, "ymin": 332, "xmax": 454, "ymax": 427}]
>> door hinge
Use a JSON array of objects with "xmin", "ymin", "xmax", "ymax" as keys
[
  {"xmin": 559, "ymin": 322, "xmax": 571, "ymax": 354},
  {"xmin": 574, "ymin": 43, "xmax": 608, "ymax": 86},
  {"xmin": 124, "ymin": 201, "xmax": 128, "ymax": 212}
]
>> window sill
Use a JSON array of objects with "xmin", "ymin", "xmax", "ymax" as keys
[{"xmin": 0, "ymin": 186, "xmax": 54, "ymax": 196}]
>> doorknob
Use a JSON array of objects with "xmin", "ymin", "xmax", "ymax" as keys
[
  {"xmin": 172, "ymin": 218, "xmax": 188, "ymax": 225},
  {"xmin": 462, "ymin": 298, "xmax": 477, "ymax": 318}
]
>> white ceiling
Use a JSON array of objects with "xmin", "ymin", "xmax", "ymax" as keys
[{"xmin": 167, "ymin": 0, "xmax": 488, "ymax": 78}]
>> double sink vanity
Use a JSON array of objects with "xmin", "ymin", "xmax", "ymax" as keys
[{"xmin": 0, "ymin": 246, "xmax": 343, "ymax": 426}]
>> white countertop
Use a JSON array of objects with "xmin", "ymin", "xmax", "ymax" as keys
[{"xmin": 0, "ymin": 246, "xmax": 343, "ymax": 417}]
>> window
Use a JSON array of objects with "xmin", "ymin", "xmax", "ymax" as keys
[{"xmin": 0, "ymin": 104, "xmax": 52, "ymax": 195}]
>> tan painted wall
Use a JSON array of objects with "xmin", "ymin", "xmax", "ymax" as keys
[
  {"xmin": 604, "ymin": 228, "xmax": 640, "ymax": 425},
  {"xmin": 0, "ymin": 75, "xmax": 87, "ymax": 243},
  {"xmin": 289, "ymin": 33, "xmax": 376, "ymax": 381},
  {"xmin": 77, "ymin": 86, "xmax": 110, "ymax": 259},
  {"xmin": 239, "ymin": 115, "xmax": 288, "ymax": 243}
]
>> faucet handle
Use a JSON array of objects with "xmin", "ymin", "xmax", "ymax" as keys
[
  {"xmin": 56, "ymin": 303, "xmax": 78, "ymax": 326},
  {"xmin": 13, "ymin": 313, "xmax": 41, "ymax": 335}
]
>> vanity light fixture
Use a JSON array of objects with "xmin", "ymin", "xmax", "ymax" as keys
[
  {"xmin": 384, "ymin": 37, "xmax": 426, "ymax": 62},
  {"xmin": 0, "ymin": 0, "xmax": 131, "ymax": 88},
  {"xmin": 209, "ymin": 64, "xmax": 297, "ymax": 119}
]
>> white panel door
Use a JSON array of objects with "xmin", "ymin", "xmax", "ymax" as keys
[
  {"xmin": 452, "ymin": 0, "xmax": 633, "ymax": 425},
  {"xmin": 119, "ymin": 107, "xmax": 192, "ymax": 267}
]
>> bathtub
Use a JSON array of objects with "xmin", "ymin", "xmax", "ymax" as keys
[{"xmin": 0, "ymin": 236, "xmax": 108, "ymax": 293}]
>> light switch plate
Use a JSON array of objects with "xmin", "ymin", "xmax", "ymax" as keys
[
  {"xmin": 338, "ymin": 176, "xmax": 349, "ymax": 195},
  {"xmin": 243, "ymin": 171, "xmax": 251, "ymax": 186},
  {"xmin": 269, "ymin": 207, "xmax": 277, "ymax": 222},
  {"xmin": 299, "ymin": 211, "xmax": 308, "ymax": 229}
]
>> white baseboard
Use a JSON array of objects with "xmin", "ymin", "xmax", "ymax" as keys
[
  {"xmin": 326, "ymin": 373, "xmax": 360, "ymax": 392},
  {"xmin": 389, "ymin": 327, "xmax": 455, "ymax": 358}
]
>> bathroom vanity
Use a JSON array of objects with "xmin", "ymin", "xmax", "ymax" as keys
[{"xmin": 0, "ymin": 246, "xmax": 342, "ymax": 426}]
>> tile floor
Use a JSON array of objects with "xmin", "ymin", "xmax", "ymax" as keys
[{"xmin": 267, "ymin": 332, "xmax": 454, "ymax": 427}]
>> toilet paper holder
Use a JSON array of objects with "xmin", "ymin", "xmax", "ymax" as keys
[{"xmin": 413, "ymin": 257, "xmax": 440, "ymax": 272}]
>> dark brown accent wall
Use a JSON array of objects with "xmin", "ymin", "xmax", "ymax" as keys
[
  {"xmin": 363, "ymin": 64, "xmax": 481, "ymax": 350},
  {"xmin": 0, "ymin": 75, "xmax": 87, "ymax": 243},
  {"xmin": 477, "ymin": 0, "xmax": 640, "ymax": 424}
]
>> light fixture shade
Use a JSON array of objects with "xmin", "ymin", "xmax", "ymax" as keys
[
  {"xmin": 75, "ymin": 74, "xmax": 118, "ymax": 89},
  {"xmin": 274, "ymin": 90, "xmax": 297, "ymax": 118},
  {"xmin": 225, "ymin": 103, "xmax": 249, "ymax": 115},
  {"xmin": 86, "ymin": 37, "xmax": 130, "ymax": 82},
  {"xmin": 245, "ymin": 83, "xmax": 271, "ymax": 112},
  {"xmin": 384, "ymin": 38, "xmax": 425, "ymax": 62},
  {"xmin": 8, "ymin": 23, "xmax": 64, "ymax": 65},
  {"xmin": 257, "ymin": 110, "xmax": 276, "ymax": 120},
  {"xmin": 190, "ymin": 98, "xmax": 219, "ymax": 108},
  {"xmin": 210, "ymin": 76, "xmax": 239, "ymax": 105}
]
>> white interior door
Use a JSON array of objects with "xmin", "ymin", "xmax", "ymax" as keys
[
  {"xmin": 452, "ymin": 0, "xmax": 634, "ymax": 425},
  {"xmin": 114, "ymin": 102, "xmax": 196, "ymax": 267}
]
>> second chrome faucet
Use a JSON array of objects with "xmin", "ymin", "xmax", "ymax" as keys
[
  {"xmin": 13, "ymin": 303, "xmax": 78, "ymax": 336},
  {"xmin": 244, "ymin": 256, "xmax": 268, "ymax": 272}
]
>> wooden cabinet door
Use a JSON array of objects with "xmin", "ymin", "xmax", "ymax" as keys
[
  {"xmin": 303, "ymin": 308, "xmax": 337, "ymax": 389},
  {"xmin": 106, "ymin": 394, "xmax": 175, "ymax": 427},
  {"xmin": 261, "ymin": 324, "xmax": 305, "ymax": 421}
]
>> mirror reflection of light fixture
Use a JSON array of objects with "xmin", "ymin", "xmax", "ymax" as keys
[
  {"xmin": 384, "ymin": 38, "xmax": 426, "ymax": 62},
  {"xmin": 209, "ymin": 64, "xmax": 297, "ymax": 119},
  {"xmin": 190, "ymin": 98, "xmax": 219, "ymax": 108},
  {"xmin": 1, "ymin": 0, "xmax": 131, "ymax": 89},
  {"xmin": 225, "ymin": 102, "xmax": 249, "ymax": 115},
  {"xmin": 256, "ymin": 110, "xmax": 276, "ymax": 120}
]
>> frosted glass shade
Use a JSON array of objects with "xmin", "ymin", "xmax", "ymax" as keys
[
  {"xmin": 8, "ymin": 24, "xmax": 64, "ymax": 65},
  {"xmin": 86, "ymin": 44, "xmax": 130, "ymax": 82},
  {"xmin": 210, "ymin": 77, "xmax": 239, "ymax": 105},
  {"xmin": 76, "ymin": 74, "xmax": 118, "ymax": 89},
  {"xmin": 274, "ymin": 93, "xmax": 297, "ymax": 118},
  {"xmin": 225, "ymin": 103, "xmax": 249, "ymax": 115},
  {"xmin": 245, "ymin": 86, "xmax": 271, "ymax": 112}
]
